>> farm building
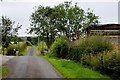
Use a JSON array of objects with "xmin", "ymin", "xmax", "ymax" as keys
[{"xmin": 86, "ymin": 24, "xmax": 120, "ymax": 43}]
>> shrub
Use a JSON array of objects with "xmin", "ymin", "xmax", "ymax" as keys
[
  {"xmin": 6, "ymin": 41, "xmax": 32, "ymax": 55},
  {"xmin": 25, "ymin": 41, "xmax": 32, "ymax": 46},
  {"xmin": 7, "ymin": 44, "xmax": 17, "ymax": 51},
  {"xmin": 81, "ymin": 51, "xmax": 120, "ymax": 79},
  {"xmin": 68, "ymin": 46, "xmax": 83, "ymax": 61},
  {"xmin": 50, "ymin": 36, "xmax": 68, "ymax": 58},
  {"xmin": 50, "ymin": 35, "xmax": 113, "ymax": 61},
  {"xmin": 77, "ymin": 35, "xmax": 113, "ymax": 54},
  {"xmin": 39, "ymin": 41, "xmax": 48, "ymax": 53},
  {"xmin": 49, "ymin": 35, "xmax": 118, "ymax": 79},
  {"xmin": 7, "ymin": 44, "xmax": 17, "ymax": 55},
  {"xmin": 66, "ymin": 35, "xmax": 113, "ymax": 61},
  {"xmin": 67, "ymin": 35, "xmax": 118, "ymax": 79}
]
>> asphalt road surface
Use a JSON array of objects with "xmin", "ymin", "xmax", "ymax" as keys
[{"xmin": 2, "ymin": 47, "xmax": 62, "ymax": 78}]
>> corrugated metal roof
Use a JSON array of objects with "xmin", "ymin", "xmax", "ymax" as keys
[{"xmin": 87, "ymin": 24, "xmax": 120, "ymax": 29}]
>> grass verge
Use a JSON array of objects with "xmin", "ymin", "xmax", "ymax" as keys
[
  {"xmin": 42, "ymin": 54, "xmax": 111, "ymax": 79},
  {"xmin": 0, "ymin": 67, "xmax": 9, "ymax": 79},
  {"xmin": 19, "ymin": 46, "xmax": 30, "ymax": 56}
]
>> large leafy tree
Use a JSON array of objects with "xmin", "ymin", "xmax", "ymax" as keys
[
  {"xmin": 54, "ymin": 2, "xmax": 99, "ymax": 36},
  {"xmin": 28, "ymin": 1, "xmax": 99, "ymax": 44},
  {"xmin": 0, "ymin": 16, "xmax": 21, "ymax": 48},
  {"xmin": 29, "ymin": 6, "xmax": 57, "ymax": 45},
  {"xmin": 11, "ymin": 37, "xmax": 23, "ymax": 43}
]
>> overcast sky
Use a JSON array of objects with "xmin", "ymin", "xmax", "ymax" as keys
[{"xmin": 0, "ymin": 0, "xmax": 119, "ymax": 36}]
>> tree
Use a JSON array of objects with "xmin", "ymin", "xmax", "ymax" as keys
[
  {"xmin": 0, "ymin": 16, "xmax": 21, "ymax": 48},
  {"xmin": 31, "ymin": 37, "xmax": 38, "ymax": 45},
  {"xmin": 11, "ymin": 37, "xmax": 23, "ymax": 43},
  {"xmin": 28, "ymin": 6, "xmax": 57, "ymax": 45},
  {"xmin": 27, "ymin": 37, "xmax": 32, "ymax": 43},
  {"xmin": 28, "ymin": 1, "xmax": 99, "ymax": 44},
  {"xmin": 53, "ymin": 2, "xmax": 99, "ymax": 37}
]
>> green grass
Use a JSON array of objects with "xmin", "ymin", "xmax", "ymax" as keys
[
  {"xmin": 0, "ymin": 46, "xmax": 2, "ymax": 49},
  {"xmin": 0, "ymin": 48, "xmax": 7, "ymax": 56},
  {"xmin": 36, "ymin": 46, "xmax": 41, "ymax": 56},
  {"xmin": 0, "ymin": 67, "xmax": 9, "ymax": 79},
  {"xmin": 19, "ymin": 47, "xmax": 30, "ymax": 56},
  {"xmin": 31, "ymin": 45, "xmax": 37, "ymax": 47},
  {"xmin": 42, "ymin": 54, "xmax": 111, "ymax": 79}
]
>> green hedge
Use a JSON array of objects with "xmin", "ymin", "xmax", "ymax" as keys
[
  {"xmin": 7, "ymin": 41, "xmax": 32, "ymax": 55},
  {"xmin": 68, "ymin": 46, "xmax": 83, "ymax": 61},
  {"xmin": 77, "ymin": 35, "xmax": 113, "ymax": 54},
  {"xmin": 81, "ymin": 51, "xmax": 120, "ymax": 79},
  {"xmin": 67, "ymin": 35, "xmax": 113, "ymax": 61},
  {"xmin": 50, "ymin": 35, "xmax": 118, "ymax": 79},
  {"xmin": 50, "ymin": 36, "xmax": 68, "ymax": 58},
  {"xmin": 38, "ymin": 41, "xmax": 48, "ymax": 53},
  {"xmin": 50, "ymin": 35, "xmax": 113, "ymax": 60}
]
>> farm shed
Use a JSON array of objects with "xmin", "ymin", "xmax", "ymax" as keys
[{"xmin": 86, "ymin": 24, "xmax": 120, "ymax": 43}]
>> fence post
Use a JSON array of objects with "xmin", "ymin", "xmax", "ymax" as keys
[
  {"xmin": 77, "ymin": 30, "xmax": 80, "ymax": 39},
  {"xmin": 101, "ymin": 54, "xmax": 104, "ymax": 72},
  {"xmin": 72, "ymin": 33, "xmax": 75, "ymax": 41}
]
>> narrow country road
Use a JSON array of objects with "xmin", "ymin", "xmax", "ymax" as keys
[{"xmin": 2, "ymin": 47, "xmax": 62, "ymax": 78}]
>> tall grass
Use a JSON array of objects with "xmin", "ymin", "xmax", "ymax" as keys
[
  {"xmin": 0, "ymin": 67, "xmax": 9, "ymax": 79},
  {"xmin": 43, "ymin": 54, "xmax": 110, "ymax": 79},
  {"xmin": 81, "ymin": 51, "xmax": 120, "ymax": 79},
  {"xmin": 50, "ymin": 35, "xmax": 113, "ymax": 60},
  {"xmin": 6, "ymin": 41, "xmax": 32, "ymax": 55},
  {"xmin": 50, "ymin": 35, "xmax": 119, "ymax": 79},
  {"xmin": 19, "ymin": 47, "xmax": 30, "ymax": 56},
  {"xmin": 37, "ymin": 41, "xmax": 48, "ymax": 55},
  {"xmin": 76, "ymin": 35, "xmax": 113, "ymax": 54},
  {"xmin": 50, "ymin": 36, "xmax": 68, "ymax": 58}
]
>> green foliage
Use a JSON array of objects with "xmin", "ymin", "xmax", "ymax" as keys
[
  {"xmin": 50, "ymin": 36, "xmax": 68, "ymax": 58},
  {"xmin": 52, "ymin": 35, "xmax": 113, "ymax": 61},
  {"xmin": 36, "ymin": 41, "xmax": 48, "ymax": 56},
  {"xmin": 27, "ymin": 37, "xmax": 32, "ymax": 43},
  {"xmin": 68, "ymin": 46, "xmax": 83, "ymax": 61},
  {"xmin": 38, "ymin": 41, "xmax": 48, "ymax": 53},
  {"xmin": 25, "ymin": 41, "xmax": 32, "ymax": 46},
  {"xmin": 76, "ymin": 35, "xmax": 113, "ymax": 54},
  {"xmin": 19, "ymin": 47, "xmax": 29, "ymax": 56},
  {"xmin": 30, "ymin": 37, "xmax": 38, "ymax": 45},
  {"xmin": 43, "ymin": 54, "xmax": 110, "ymax": 78},
  {"xmin": 11, "ymin": 37, "xmax": 23, "ymax": 42},
  {"xmin": 16, "ymin": 41, "xmax": 32, "ymax": 52},
  {"xmin": 28, "ymin": 1, "xmax": 99, "ymax": 44},
  {"xmin": 49, "ymin": 35, "xmax": 118, "ymax": 79},
  {"xmin": 1, "ymin": 16, "xmax": 21, "ymax": 48},
  {"xmin": 6, "ymin": 41, "xmax": 32, "ymax": 55},
  {"xmin": 81, "ymin": 51, "xmax": 120, "ymax": 79},
  {"xmin": 0, "ymin": 67, "xmax": 9, "ymax": 79},
  {"xmin": 7, "ymin": 44, "xmax": 17, "ymax": 52}
]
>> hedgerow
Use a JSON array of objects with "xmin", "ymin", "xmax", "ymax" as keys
[
  {"xmin": 50, "ymin": 36, "xmax": 68, "ymax": 58},
  {"xmin": 50, "ymin": 35, "xmax": 119, "ymax": 79},
  {"xmin": 7, "ymin": 41, "xmax": 32, "ymax": 55},
  {"xmin": 38, "ymin": 41, "xmax": 48, "ymax": 53}
]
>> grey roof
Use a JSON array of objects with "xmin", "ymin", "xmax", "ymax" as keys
[{"xmin": 87, "ymin": 24, "xmax": 120, "ymax": 29}]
